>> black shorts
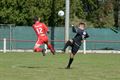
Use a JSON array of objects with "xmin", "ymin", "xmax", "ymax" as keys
[{"xmin": 71, "ymin": 41, "xmax": 81, "ymax": 55}]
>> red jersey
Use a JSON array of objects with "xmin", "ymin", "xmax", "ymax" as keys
[{"xmin": 32, "ymin": 21, "xmax": 48, "ymax": 37}]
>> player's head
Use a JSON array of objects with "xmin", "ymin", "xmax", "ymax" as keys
[
  {"xmin": 78, "ymin": 22, "xmax": 85, "ymax": 30},
  {"xmin": 33, "ymin": 16, "xmax": 39, "ymax": 22}
]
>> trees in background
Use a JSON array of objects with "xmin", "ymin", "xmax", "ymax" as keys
[{"xmin": 0, "ymin": 0, "xmax": 119, "ymax": 28}]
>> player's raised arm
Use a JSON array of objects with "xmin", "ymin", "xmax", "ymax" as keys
[{"xmin": 72, "ymin": 25, "xmax": 77, "ymax": 33}]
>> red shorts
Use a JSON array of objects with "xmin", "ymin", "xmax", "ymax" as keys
[{"xmin": 35, "ymin": 36, "xmax": 48, "ymax": 45}]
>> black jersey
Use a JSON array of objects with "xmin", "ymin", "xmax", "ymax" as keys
[{"xmin": 72, "ymin": 27, "xmax": 89, "ymax": 46}]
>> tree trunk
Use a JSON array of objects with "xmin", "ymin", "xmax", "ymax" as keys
[
  {"xmin": 114, "ymin": 0, "xmax": 120, "ymax": 28},
  {"xmin": 118, "ymin": 0, "xmax": 120, "ymax": 28}
]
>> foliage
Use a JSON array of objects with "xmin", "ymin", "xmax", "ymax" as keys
[{"xmin": 0, "ymin": 0, "xmax": 118, "ymax": 27}]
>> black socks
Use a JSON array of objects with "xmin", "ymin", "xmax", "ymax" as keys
[{"xmin": 67, "ymin": 58, "xmax": 74, "ymax": 68}]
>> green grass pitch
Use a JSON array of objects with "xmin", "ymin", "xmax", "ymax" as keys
[{"xmin": 0, "ymin": 52, "xmax": 120, "ymax": 80}]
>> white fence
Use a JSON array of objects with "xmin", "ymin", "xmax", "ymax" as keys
[{"xmin": 1, "ymin": 38, "xmax": 120, "ymax": 54}]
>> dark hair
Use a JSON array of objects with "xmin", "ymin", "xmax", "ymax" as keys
[
  {"xmin": 79, "ymin": 22, "xmax": 85, "ymax": 26},
  {"xmin": 34, "ymin": 16, "xmax": 38, "ymax": 21}
]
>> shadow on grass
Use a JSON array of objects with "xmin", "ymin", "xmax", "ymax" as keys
[
  {"xmin": 15, "ymin": 65, "xmax": 76, "ymax": 70},
  {"xmin": 18, "ymin": 66, "xmax": 48, "ymax": 69},
  {"xmin": 57, "ymin": 67, "xmax": 74, "ymax": 70}
]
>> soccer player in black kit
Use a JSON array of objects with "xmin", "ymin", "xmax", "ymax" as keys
[{"xmin": 62, "ymin": 22, "xmax": 89, "ymax": 69}]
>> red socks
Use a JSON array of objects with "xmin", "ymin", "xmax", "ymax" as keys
[
  {"xmin": 47, "ymin": 44, "xmax": 55, "ymax": 54},
  {"xmin": 34, "ymin": 47, "xmax": 42, "ymax": 52},
  {"xmin": 34, "ymin": 44, "xmax": 55, "ymax": 55}
]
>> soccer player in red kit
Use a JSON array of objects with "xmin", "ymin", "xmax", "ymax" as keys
[{"xmin": 32, "ymin": 16, "xmax": 55, "ymax": 56}]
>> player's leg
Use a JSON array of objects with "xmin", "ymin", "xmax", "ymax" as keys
[
  {"xmin": 62, "ymin": 39, "xmax": 73, "ymax": 52},
  {"xmin": 46, "ymin": 42, "xmax": 55, "ymax": 55},
  {"xmin": 66, "ymin": 43, "xmax": 79, "ymax": 69},
  {"xmin": 34, "ymin": 38, "xmax": 46, "ymax": 56},
  {"xmin": 34, "ymin": 44, "xmax": 46, "ymax": 56},
  {"xmin": 43, "ymin": 36, "xmax": 55, "ymax": 55},
  {"xmin": 66, "ymin": 53, "xmax": 75, "ymax": 69},
  {"xmin": 34, "ymin": 44, "xmax": 42, "ymax": 52}
]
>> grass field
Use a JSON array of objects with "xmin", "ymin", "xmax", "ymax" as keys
[{"xmin": 0, "ymin": 52, "xmax": 120, "ymax": 80}]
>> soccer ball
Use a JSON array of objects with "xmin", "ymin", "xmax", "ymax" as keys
[{"xmin": 58, "ymin": 10, "xmax": 64, "ymax": 17}]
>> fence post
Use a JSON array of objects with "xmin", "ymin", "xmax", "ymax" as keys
[
  {"xmin": 3, "ymin": 38, "xmax": 6, "ymax": 53},
  {"xmin": 9, "ymin": 25, "xmax": 12, "ymax": 50},
  {"xmin": 83, "ymin": 40, "xmax": 86, "ymax": 54}
]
